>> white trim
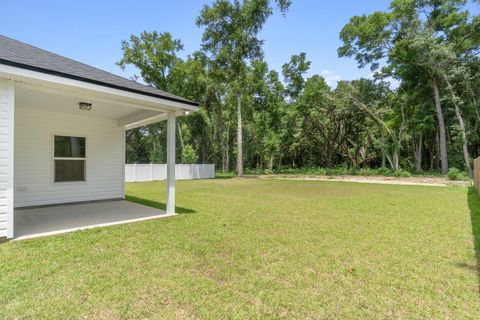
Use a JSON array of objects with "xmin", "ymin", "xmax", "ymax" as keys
[
  {"xmin": 52, "ymin": 134, "xmax": 87, "ymax": 183},
  {"xmin": 6, "ymin": 81, "xmax": 14, "ymax": 239},
  {"xmin": 124, "ymin": 114, "xmax": 170, "ymax": 130},
  {"xmin": 166, "ymin": 111, "xmax": 176, "ymax": 214},
  {"xmin": 118, "ymin": 110, "xmax": 163, "ymax": 126},
  {"xmin": 0, "ymin": 64, "xmax": 199, "ymax": 112},
  {"xmin": 122, "ymin": 129, "xmax": 126, "ymax": 199},
  {"xmin": 54, "ymin": 157, "xmax": 86, "ymax": 161}
]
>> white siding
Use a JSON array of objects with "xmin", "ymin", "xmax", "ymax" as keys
[
  {"xmin": 14, "ymin": 107, "xmax": 124, "ymax": 207},
  {"xmin": 0, "ymin": 79, "xmax": 13, "ymax": 237}
]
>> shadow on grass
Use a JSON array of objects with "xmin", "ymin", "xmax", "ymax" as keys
[
  {"xmin": 125, "ymin": 195, "xmax": 196, "ymax": 214},
  {"xmin": 467, "ymin": 187, "xmax": 480, "ymax": 293},
  {"xmin": 214, "ymin": 172, "xmax": 236, "ymax": 180}
]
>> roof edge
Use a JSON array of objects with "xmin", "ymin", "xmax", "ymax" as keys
[{"xmin": 0, "ymin": 59, "xmax": 199, "ymax": 107}]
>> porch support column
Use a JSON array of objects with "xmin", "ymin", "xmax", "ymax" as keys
[
  {"xmin": 6, "ymin": 81, "xmax": 14, "ymax": 239},
  {"xmin": 166, "ymin": 111, "xmax": 176, "ymax": 215}
]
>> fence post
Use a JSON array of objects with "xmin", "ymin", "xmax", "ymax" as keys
[
  {"xmin": 133, "ymin": 163, "xmax": 137, "ymax": 182},
  {"xmin": 150, "ymin": 163, "xmax": 153, "ymax": 181}
]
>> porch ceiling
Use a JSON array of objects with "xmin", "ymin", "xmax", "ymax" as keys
[{"xmin": 15, "ymin": 85, "xmax": 164, "ymax": 122}]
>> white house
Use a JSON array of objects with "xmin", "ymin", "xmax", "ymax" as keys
[{"xmin": 0, "ymin": 35, "xmax": 198, "ymax": 239}]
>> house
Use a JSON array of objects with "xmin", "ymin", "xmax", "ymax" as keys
[{"xmin": 0, "ymin": 35, "xmax": 198, "ymax": 240}]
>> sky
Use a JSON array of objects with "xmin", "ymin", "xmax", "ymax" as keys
[{"xmin": 0, "ymin": 1, "xmax": 478, "ymax": 87}]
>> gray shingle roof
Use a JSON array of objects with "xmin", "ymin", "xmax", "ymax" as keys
[{"xmin": 0, "ymin": 35, "xmax": 198, "ymax": 107}]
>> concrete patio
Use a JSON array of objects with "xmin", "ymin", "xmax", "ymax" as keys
[{"xmin": 14, "ymin": 200, "xmax": 172, "ymax": 240}]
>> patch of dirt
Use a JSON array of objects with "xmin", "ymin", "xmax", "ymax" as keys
[{"xmin": 254, "ymin": 174, "xmax": 471, "ymax": 187}]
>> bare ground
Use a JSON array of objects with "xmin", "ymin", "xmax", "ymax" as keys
[{"xmin": 254, "ymin": 174, "xmax": 471, "ymax": 187}]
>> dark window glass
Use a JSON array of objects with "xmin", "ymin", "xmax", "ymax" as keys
[
  {"xmin": 54, "ymin": 136, "xmax": 86, "ymax": 158},
  {"xmin": 54, "ymin": 160, "xmax": 85, "ymax": 182}
]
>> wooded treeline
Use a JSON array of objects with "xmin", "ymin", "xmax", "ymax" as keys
[{"xmin": 121, "ymin": 0, "xmax": 480, "ymax": 176}]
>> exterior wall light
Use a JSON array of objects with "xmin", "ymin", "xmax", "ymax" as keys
[{"xmin": 79, "ymin": 102, "xmax": 92, "ymax": 111}]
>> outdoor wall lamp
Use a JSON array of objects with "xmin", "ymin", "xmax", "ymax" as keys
[{"xmin": 78, "ymin": 102, "xmax": 92, "ymax": 111}]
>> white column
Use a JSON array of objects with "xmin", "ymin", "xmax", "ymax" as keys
[
  {"xmin": 6, "ymin": 81, "xmax": 14, "ymax": 238},
  {"xmin": 166, "ymin": 111, "xmax": 176, "ymax": 214}
]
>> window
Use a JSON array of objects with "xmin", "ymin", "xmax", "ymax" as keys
[{"xmin": 54, "ymin": 135, "xmax": 86, "ymax": 182}]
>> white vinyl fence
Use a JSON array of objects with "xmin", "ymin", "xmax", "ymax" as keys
[{"xmin": 125, "ymin": 164, "xmax": 215, "ymax": 182}]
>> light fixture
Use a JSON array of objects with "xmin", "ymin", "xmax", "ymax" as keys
[
  {"xmin": 183, "ymin": 110, "xmax": 190, "ymax": 116},
  {"xmin": 79, "ymin": 102, "xmax": 92, "ymax": 111}
]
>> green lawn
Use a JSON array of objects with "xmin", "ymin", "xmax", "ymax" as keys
[{"xmin": 1, "ymin": 178, "xmax": 480, "ymax": 319}]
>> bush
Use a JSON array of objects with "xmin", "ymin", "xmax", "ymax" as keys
[
  {"xmin": 245, "ymin": 166, "xmax": 447, "ymax": 178},
  {"xmin": 376, "ymin": 167, "xmax": 392, "ymax": 176},
  {"xmin": 447, "ymin": 167, "xmax": 467, "ymax": 181},
  {"xmin": 392, "ymin": 169, "xmax": 412, "ymax": 177}
]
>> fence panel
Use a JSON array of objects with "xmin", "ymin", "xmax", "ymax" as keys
[
  {"xmin": 125, "ymin": 164, "xmax": 215, "ymax": 182},
  {"xmin": 474, "ymin": 157, "xmax": 480, "ymax": 196}
]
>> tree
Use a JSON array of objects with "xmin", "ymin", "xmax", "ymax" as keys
[
  {"xmin": 338, "ymin": 0, "xmax": 473, "ymax": 174},
  {"xmin": 196, "ymin": 0, "xmax": 291, "ymax": 176},
  {"xmin": 282, "ymin": 52, "xmax": 311, "ymax": 99},
  {"xmin": 117, "ymin": 1, "xmax": 479, "ymax": 177}
]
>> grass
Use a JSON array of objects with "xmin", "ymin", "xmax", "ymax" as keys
[{"xmin": 1, "ymin": 178, "xmax": 480, "ymax": 319}]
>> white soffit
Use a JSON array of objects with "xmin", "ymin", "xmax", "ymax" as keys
[{"xmin": 0, "ymin": 64, "xmax": 199, "ymax": 114}]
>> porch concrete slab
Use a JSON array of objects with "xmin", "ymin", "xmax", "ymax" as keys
[{"xmin": 14, "ymin": 200, "xmax": 172, "ymax": 240}]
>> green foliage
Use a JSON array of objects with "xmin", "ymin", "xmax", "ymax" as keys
[
  {"xmin": 245, "ymin": 166, "xmax": 430, "ymax": 177},
  {"xmin": 118, "ymin": 0, "xmax": 480, "ymax": 178},
  {"xmin": 447, "ymin": 167, "xmax": 468, "ymax": 180},
  {"xmin": 182, "ymin": 144, "xmax": 199, "ymax": 164},
  {"xmin": 117, "ymin": 31, "xmax": 183, "ymax": 91}
]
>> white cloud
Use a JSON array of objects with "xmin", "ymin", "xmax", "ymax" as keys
[
  {"xmin": 320, "ymin": 70, "xmax": 342, "ymax": 87},
  {"xmin": 325, "ymin": 75, "xmax": 341, "ymax": 86}
]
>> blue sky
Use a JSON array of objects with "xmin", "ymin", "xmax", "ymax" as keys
[{"xmin": 0, "ymin": 1, "xmax": 478, "ymax": 87}]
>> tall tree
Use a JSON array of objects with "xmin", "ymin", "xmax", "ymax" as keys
[{"xmin": 196, "ymin": 0, "xmax": 291, "ymax": 176}]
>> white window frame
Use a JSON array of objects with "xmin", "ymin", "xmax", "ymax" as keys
[{"xmin": 53, "ymin": 135, "xmax": 87, "ymax": 183}]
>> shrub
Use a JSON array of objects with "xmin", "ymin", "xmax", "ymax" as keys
[
  {"xmin": 376, "ymin": 167, "xmax": 392, "ymax": 176},
  {"xmin": 392, "ymin": 169, "xmax": 412, "ymax": 177},
  {"xmin": 447, "ymin": 167, "xmax": 467, "ymax": 181}
]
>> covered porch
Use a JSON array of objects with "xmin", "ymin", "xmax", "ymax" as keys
[
  {"xmin": 14, "ymin": 200, "xmax": 172, "ymax": 240},
  {"xmin": 0, "ymin": 35, "xmax": 199, "ymax": 239}
]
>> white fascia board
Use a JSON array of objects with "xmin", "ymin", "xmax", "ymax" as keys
[
  {"xmin": 124, "ymin": 110, "xmax": 186, "ymax": 130},
  {"xmin": 119, "ymin": 110, "xmax": 164, "ymax": 127},
  {"xmin": 0, "ymin": 64, "xmax": 199, "ymax": 112},
  {"xmin": 124, "ymin": 114, "xmax": 168, "ymax": 130}
]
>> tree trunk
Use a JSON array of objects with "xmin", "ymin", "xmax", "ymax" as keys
[
  {"xmin": 453, "ymin": 102, "xmax": 472, "ymax": 177},
  {"xmin": 415, "ymin": 133, "xmax": 423, "ymax": 172},
  {"xmin": 278, "ymin": 151, "xmax": 282, "ymax": 171},
  {"xmin": 432, "ymin": 77, "xmax": 448, "ymax": 174},
  {"xmin": 469, "ymin": 90, "xmax": 480, "ymax": 122},
  {"xmin": 226, "ymin": 138, "xmax": 230, "ymax": 172},
  {"xmin": 380, "ymin": 127, "xmax": 386, "ymax": 168},
  {"xmin": 444, "ymin": 76, "xmax": 472, "ymax": 178},
  {"xmin": 177, "ymin": 122, "xmax": 184, "ymax": 163},
  {"xmin": 393, "ymin": 151, "xmax": 399, "ymax": 171},
  {"xmin": 268, "ymin": 155, "xmax": 274, "ymax": 171},
  {"xmin": 236, "ymin": 92, "xmax": 243, "ymax": 177}
]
